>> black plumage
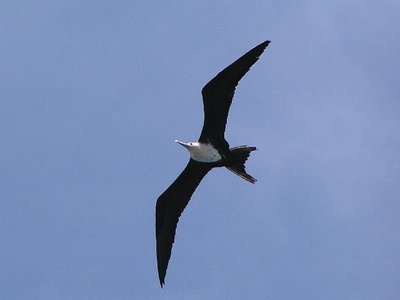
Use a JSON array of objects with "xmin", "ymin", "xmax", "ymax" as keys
[
  {"xmin": 156, "ymin": 40, "xmax": 270, "ymax": 287},
  {"xmin": 199, "ymin": 41, "xmax": 270, "ymax": 150}
]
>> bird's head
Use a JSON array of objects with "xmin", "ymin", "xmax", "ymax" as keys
[
  {"xmin": 175, "ymin": 140, "xmax": 198, "ymax": 152},
  {"xmin": 175, "ymin": 140, "xmax": 221, "ymax": 163}
]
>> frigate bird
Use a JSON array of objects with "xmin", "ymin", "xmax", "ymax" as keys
[{"xmin": 156, "ymin": 40, "xmax": 270, "ymax": 287}]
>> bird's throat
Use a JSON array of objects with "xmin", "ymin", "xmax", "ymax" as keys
[{"xmin": 188, "ymin": 142, "xmax": 222, "ymax": 163}]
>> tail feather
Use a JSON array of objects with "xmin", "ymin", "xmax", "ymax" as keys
[{"xmin": 226, "ymin": 146, "xmax": 257, "ymax": 184}]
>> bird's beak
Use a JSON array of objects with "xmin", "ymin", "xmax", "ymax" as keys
[{"xmin": 175, "ymin": 140, "xmax": 190, "ymax": 149}]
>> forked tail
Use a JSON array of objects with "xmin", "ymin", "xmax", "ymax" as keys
[{"xmin": 226, "ymin": 146, "xmax": 257, "ymax": 184}]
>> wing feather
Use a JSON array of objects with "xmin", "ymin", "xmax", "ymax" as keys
[
  {"xmin": 155, "ymin": 159, "xmax": 212, "ymax": 287},
  {"xmin": 199, "ymin": 40, "xmax": 270, "ymax": 147}
]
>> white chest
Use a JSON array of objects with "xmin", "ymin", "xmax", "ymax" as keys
[{"xmin": 189, "ymin": 143, "xmax": 222, "ymax": 163}]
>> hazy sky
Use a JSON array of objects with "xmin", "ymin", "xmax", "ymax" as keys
[{"xmin": 1, "ymin": 1, "xmax": 399, "ymax": 299}]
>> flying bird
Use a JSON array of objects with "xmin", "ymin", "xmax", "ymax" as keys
[{"xmin": 155, "ymin": 40, "xmax": 270, "ymax": 287}]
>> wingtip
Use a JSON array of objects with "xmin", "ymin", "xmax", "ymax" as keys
[
  {"xmin": 159, "ymin": 275, "xmax": 165, "ymax": 288},
  {"xmin": 250, "ymin": 40, "xmax": 270, "ymax": 58},
  {"xmin": 261, "ymin": 40, "xmax": 271, "ymax": 49}
]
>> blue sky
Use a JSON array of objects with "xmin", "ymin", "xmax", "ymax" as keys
[{"xmin": 1, "ymin": 1, "xmax": 400, "ymax": 299}]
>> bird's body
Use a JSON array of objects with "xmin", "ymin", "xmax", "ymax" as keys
[
  {"xmin": 155, "ymin": 40, "xmax": 270, "ymax": 287},
  {"xmin": 175, "ymin": 140, "xmax": 222, "ymax": 163}
]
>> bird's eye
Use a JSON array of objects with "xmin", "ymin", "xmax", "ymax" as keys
[{"xmin": 189, "ymin": 143, "xmax": 193, "ymax": 146}]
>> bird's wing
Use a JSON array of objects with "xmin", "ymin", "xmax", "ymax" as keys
[
  {"xmin": 199, "ymin": 40, "xmax": 270, "ymax": 147},
  {"xmin": 155, "ymin": 159, "xmax": 212, "ymax": 287}
]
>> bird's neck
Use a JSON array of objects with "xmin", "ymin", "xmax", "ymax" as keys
[{"xmin": 189, "ymin": 142, "xmax": 222, "ymax": 163}]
